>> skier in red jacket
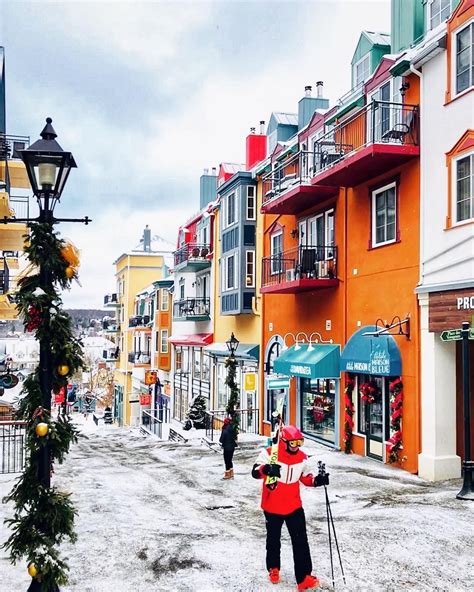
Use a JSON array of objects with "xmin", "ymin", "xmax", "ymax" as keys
[{"xmin": 252, "ymin": 425, "xmax": 329, "ymax": 590}]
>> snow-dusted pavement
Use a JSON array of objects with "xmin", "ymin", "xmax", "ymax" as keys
[{"xmin": 1, "ymin": 416, "xmax": 473, "ymax": 592}]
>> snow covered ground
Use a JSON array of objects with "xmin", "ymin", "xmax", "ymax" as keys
[{"xmin": 1, "ymin": 415, "xmax": 473, "ymax": 592}]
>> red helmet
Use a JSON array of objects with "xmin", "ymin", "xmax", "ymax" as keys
[{"xmin": 280, "ymin": 425, "xmax": 304, "ymax": 446}]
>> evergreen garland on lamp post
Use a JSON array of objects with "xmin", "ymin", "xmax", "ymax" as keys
[
  {"xmin": 0, "ymin": 119, "xmax": 90, "ymax": 591},
  {"xmin": 224, "ymin": 333, "xmax": 240, "ymax": 434}
]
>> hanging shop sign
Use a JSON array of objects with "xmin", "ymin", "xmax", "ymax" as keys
[
  {"xmin": 429, "ymin": 289, "xmax": 474, "ymax": 332},
  {"xmin": 139, "ymin": 393, "xmax": 151, "ymax": 406},
  {"xmin": 0, "ymin": 372, "xmax": 19, "ymax": 389},
  {"xmin": 145, "ymin": 370, "xmax": 158, "ymax": 385},
  {"xmin": 244, "ymin": 373, "xmax": 257, "ymax": 392}
]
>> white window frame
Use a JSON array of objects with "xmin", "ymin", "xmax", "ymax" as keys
[
  {"xmin": 452, "ymin": 19, "xmax": 474, "ymax": 97},
  {"xmin": 353, "ymin": 54, "xmax": 370, "ymax": 88},
  {"xmin": 427, "ymin": 0, "xmax": 454, "ymax": 31},
  {"xmin": 371, "ymin": 181, "xmax": 397, "ymax": 248},
  {"xmin": 452, "ymin": 151, "xmax": 474, "ymax": 224},
  {"xmin": 246, "ymin": 250, "xmax": 255, "ymax": 288},
  {"xmin": 160, "ymin": 289, "xmax": 169, "ymax": 311},
  {"xmin": 224, "ymin": 253, "xmax": 237, "ymax": 291},
  {"xmin": 270, "ymin": 230, "xmax": 283, "ymax": 274},
  {"xmin": 160, "ymin": 329, "xmax": 169, "ymax": 354},
  {"xmin": 246, "ymin": 186, "xmax": 256, "ymax": 220},
  {"xmin": 225, "ymin": 192, "xmax": 237, "ymax": 228}
]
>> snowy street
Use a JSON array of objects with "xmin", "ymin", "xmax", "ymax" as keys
[{"xmin": 1, "ymin": 418, "xmax": 473, "ymax": 592}]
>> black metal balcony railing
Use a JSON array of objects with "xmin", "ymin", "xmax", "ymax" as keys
[
  {"xmin": 313, "ymin": 100, "xmax": 419, "ymax": 176},
  {"xmin": 0, "ymin": 134, "xmax": 30, "ymax": 161},
  {"xmin": 103, "ymin": 349, "xmax": 119, "ymax": 360},
  {"xmin": 173, "ymin": 243, "xmax": 210, "ymax": 267},
  {"xmin": 262, "ymin": 245, "xmax": 337, "ymax": 288},
  {"xmin": 128, "ymin": 315, "xmax": 151, "ymax": 328},
  {"xmin": 1, "ymin": 421, "xmax": 27, "ymax": 474},
  {"xmin": 173, "ymin": 297, "xmax": 210, "ymax": 320},
  {"xmin": 128, "ymin": 352, "xmax": 151, "ymax": 364},
  {"xmin": 262, "ymin": 149, "xmax": 314, "ymax": 205},
  {"xmin": 102, "ymin": 321, "xmax": 119, "ymax": 332},
  {"xmin": 104, "ymin": 293, "xmax": 118, "ymax": 306}
]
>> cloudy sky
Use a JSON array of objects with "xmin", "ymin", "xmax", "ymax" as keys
[{"xmin": 1, "ymin": 0, "xmax": 390, "ymax": 308}]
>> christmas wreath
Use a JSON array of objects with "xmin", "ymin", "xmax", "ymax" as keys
[
  {"xmin": 343, "ymin": 377, "xmax": 355, "ymax": 454},
  {"xmin": 388, "ymin": 378, "xmax": 403, "ymax": 463},
  {"xmin": 359, "ymin": 380, "xmax": 381, "ymax": 404}
]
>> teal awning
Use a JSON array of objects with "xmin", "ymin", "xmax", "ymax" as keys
[
  {"xmin": 340, "ymin": 326, "xmax": 402, "ymax": 376},
  {"xmin": 204, "ymin": 342, "xmax": 259, "ymax": 361},
  {"xmin": 274, "ymin": 344, "xmax": 340, "ymax": 379},
  {"xmin": 325, "ymin": 95, "xmax": 364, "ymax": 126}
]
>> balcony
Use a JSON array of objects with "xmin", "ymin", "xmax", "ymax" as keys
[
  {"xmin": 261, "ymin": 245, "xmax": 338, "ymax": 294},
  {"xmin": 0, "ymin": 135, "xmax": 30, "ymax": 161},
  {"xmin": 173, "ymin": 297, "xmax": 211, "ymax": 321},
  {"xmin": 128, "ymin": 352, "xmax": 151, "ymax": 366},
  {"xmin": 173, "ymin": 243, "xmax": 211, "ymax": 272},
  {"xmin": 311, "ymin": 101, "xmax": 419, "ymax": 188},
  {"xmin": 104, "ymin": 293, "xmax": 119, "ymax": 307},
  {"xmin": 261, "ymin": 150, "xmax": 338, "ymax": 215},
  {"xmin": 128, "ymin": 315, "xmax": 151, "ymax": 329},
  {"xmin": 102, "ymin": 320, "xmax": 119, "ymax": 333},
  {"xmin": 103, "ymin": 349, "xmax": 119, "ymax": 362}
]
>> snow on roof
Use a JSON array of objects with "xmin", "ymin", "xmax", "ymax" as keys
[
  {"xmin": 272, "ymin": 112, "xmax": 298, "ymax": 126},
  {"xmin": 363, "ymin": 31, "xmax": 390, "ymax": 45},
  {"xmin": 221, "ymin": 163, "xmax": 245, "ymax": 175},
  {"xmin": 132, "ymin": 234, "xmax": 174, "ymax": 254}
]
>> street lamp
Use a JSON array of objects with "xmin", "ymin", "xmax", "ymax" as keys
[
  {"xmin": 2, "ymin": 119, "xmax": 90, "ymax": 591},
  {"xmin": 226, "ymin": 332, "xmax": 239, "ymax": 357}
]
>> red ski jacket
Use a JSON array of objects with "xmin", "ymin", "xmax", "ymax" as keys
[{"xmin": 253, "ymin": 443, "xmax": 315, "ymax": 515}]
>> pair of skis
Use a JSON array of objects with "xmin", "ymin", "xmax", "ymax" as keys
[{"xmin": 265, "ymin": 398, "xmax": 285, "ymax": 490}]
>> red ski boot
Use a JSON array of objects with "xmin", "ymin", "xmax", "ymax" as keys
[
  {"xmin": 269, "ymin": 568, "xmax": 280, "ymax": 584},
  {"xmin": 297, "ymin": 574, "xmax": 320, "ymax": 590}
]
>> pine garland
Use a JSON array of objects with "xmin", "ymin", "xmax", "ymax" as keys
[
  {"xmin": 2, "ymin": 222, "xmax": 84, "ymax": 590},
  {"xmin": 388, "ymin": 378, "xmax": 404, "ymax": 464},
  {"xmin": 343, "ymin": 376, "xmax": 355, "ymax": 454},
  {"xmin": 224, "ymin": 356, "xmax": 240, "ymax": 435}
]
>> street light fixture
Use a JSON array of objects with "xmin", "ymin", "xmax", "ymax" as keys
[{"xmin": 226, "ymin": 332, "xmax": 239, "ymax": 357}]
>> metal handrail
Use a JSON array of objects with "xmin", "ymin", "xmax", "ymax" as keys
[
  {"xmin": 204, "ymin": 408, "xmax": 260, "ymax": 441},
  {"xmin": 262, "ymin": 149, "xmax": 314, "ymax": 205},
  {"xmin": 173, "ymin": 297, "xmax": 211, "ymax": 319},
  {"xmin": 173, "ymin": 243, "xmax": 211, "ymax": 267},
  {"xmin": 1, "ymin": 420, "xmax": 27, "ymax": 474}
]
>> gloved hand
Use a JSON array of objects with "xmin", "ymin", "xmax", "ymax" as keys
[
  {"xmin": 314, "ymin": 473, "xmax": 330, "ymax": 487},
  {"xmin": 262, "ymin": 463, "xmax": 281, "ymax": 478}
]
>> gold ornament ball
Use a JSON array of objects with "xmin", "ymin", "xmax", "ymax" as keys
[
  {"xmin": 65, "ymin": 266, "xmax": 75, "ymax": 279},
  {"xmin": 35, "ymin": 423, "xmax": 49, "ymax": 437},
  {"xmin": 57, "ymin": 364, "xmax": 70, "ymax": 376},
  {"xmin": 27, "ymin": 564, "xmax": 38, "ymax": 578}
]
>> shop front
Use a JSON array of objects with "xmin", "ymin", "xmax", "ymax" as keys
[
  {"xmin": 340, "ymin": 326, "xmax": 402, "ymax": 462},
  {"xmin": 273, "ymin": 343, "xmax": 340, "ymax": 447}
]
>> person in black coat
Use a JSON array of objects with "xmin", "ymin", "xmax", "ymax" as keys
[{"xmin": 219, "ymin": 417, "xmax": 237, "ymax": 480}]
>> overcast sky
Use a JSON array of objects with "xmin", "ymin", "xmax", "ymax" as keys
[{"xmin": 1, "ymin": 0, "xmax": 390, "ymax": 308}]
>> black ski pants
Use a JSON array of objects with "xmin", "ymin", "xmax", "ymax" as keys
[
  {"xmin": 223, "ymin": 448, "xmax": 234, "ymax": 470},
  {"xmin": 264, "ymin": 507, "xmax": 312, "ymax": 585}
]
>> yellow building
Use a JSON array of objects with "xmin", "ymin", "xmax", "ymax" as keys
[{"xmin": 108, "ymin": 227, "xmax": 173, "ymax": 426}]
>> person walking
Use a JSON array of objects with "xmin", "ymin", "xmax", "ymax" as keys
[
  {"xmin": 251, "ymin": 425, "xmax": 329, "ymax": 590},
  {"xmin": 219, "ymin": 417, "xmax": 237, "ymax": 480}
]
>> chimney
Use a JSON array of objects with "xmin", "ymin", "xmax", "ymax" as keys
[
  {"xmin": 305, "ymin": 85, "xmax": 312, "ymax": 97},
  {"xmin": 211, "ymin": 167, "xmax": 217, "ymax": 175},
  {"xmin": 143, "ymin": 225, "xmax": 151, "ymax": 252},
  {"xmin": 260, "ymin": 120, "xmax": 265, "ymax": 134},
  {"xmin": 204, "ymin": 167, "xmax": 209, "ymax": 174},
  {"xmin": 250, "ymin": 127, "xmax": 256, "ymax": 134},
  {"xmin": 246, "ymin": 122, "xmax": 266, "ymax": 171},
  {"xmin": 316, "ymin": 81, "xmax": 324, "ymax": 98},
  {"xmin": 200, "ymin": 168, "xmax": 217, "ymax": 209},
  {"xmin": 298, "ymin": 82, "xmax": 329, "ymax": 130}
]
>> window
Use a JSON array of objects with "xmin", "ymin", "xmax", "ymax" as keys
[
  {"xmin": 428, "ymin": 0, "xmax": 453, "ymax": 30},
  {"xmin": 160, "ymin": 329, "xmax": 169, "ymax": 354},
  {"xmin": 372, "ymin": 182, "xmax": 397, "ymax": 247},
  {"xmin": 455, "ymin": 153, "xmax": 473, "ymax": 222},
  {"xmin": 456, "ymin": 22, "xmax": 473, "ymax": 94},
  {"xmin": 193, "ymin": 348, "xmax": 202, "ymax": 379},
  {"xmin": 160, "ymin": 289, "xmax": 169, "ymax": 311},
  {"xmin": 226, "ymin": 254, "xmax": 236, "ymax": 290},
  {"xmin": 246, "ymin": 250, "xmax": 255, "ymax": 287},
  {"xmin": 155, "ymin": 290, "xmax": 160, "ymax": 311},
  {"xmin": 353, "ymin": 54, "xmax": 370, "ymax": 88},
  {"xmin": 246, "ymin": 186, "xmax": 256, "ymax": 220},
  {"xmin": 270, "ymin": 231, "xmax": 283, "ymax": 274},
  {"xmin": 175, "ymin": 347, "xmax": 182, "ymax": 372},
  {"xmin": 227, "ymin": 192, "xmax": 236, "ymax": 226}
]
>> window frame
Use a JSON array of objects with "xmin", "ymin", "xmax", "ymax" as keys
[
  {"xmin": 371, "ymin": 180, "xmax": 398, "ymax": 248},
  {"xmin": 160, "ymin": 289, "xmax": 169, "ymax": 311},
  {"xmin": 427, "ymin": 0, "xmax": 454, "ymax": 31},
  {"xmin": 224, "ymin": 253, "xmax": 237, "ymax": 291},
  {"xmin": 270, "ymin": 230, "xmax": 283, "ymax": 275},
  {"xmin": 246, "ymin": 185, "xmax": 256, "ymax": 220},
  {"xmin": 225, "ymin": 191, "xmax": 237, "ymax": 228},
  {"xmin": 452, "ymin": 150, "xmax": 474, "ymax": 224},
  {"xmin": 452, "ymin": 19, "xmax": 474, "ymax": 97},
  {"xmin": 353, "ymin": 54, "xmax": 370, "ymax": 88},
  {"xmin": 246, "ymin": 250, "xmax": 255, "ymax": 288},
  {"xmin": 160, "ymin": 329, "xmax": 169, "ymax": 354}
]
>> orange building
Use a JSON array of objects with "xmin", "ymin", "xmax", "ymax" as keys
[{"xmin": 259, "ymin": 48, "xmax": 421, "ymax": 472}]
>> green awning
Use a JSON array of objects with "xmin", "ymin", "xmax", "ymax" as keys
[
  {"xmin": 204, "ymin": 342, "xmax": 259, "ymax": 361},
  {"xmin": 325, "ymin": 96, "xmax": 365, "ymax": 126},
  {"xmin": 274, "ymin": 344, "xmax": 340, "ymax": 379}
]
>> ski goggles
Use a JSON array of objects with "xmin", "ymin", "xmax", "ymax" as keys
[{"xmin": 288, "ymin": 439, "xmax": 304, "ymax": 447}]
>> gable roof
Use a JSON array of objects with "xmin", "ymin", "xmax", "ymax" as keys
[
  {"xmin": 363, "ymin": 31, "xmax": 390, "ymax": 46},
  {"xmin": 270, "ymin": 112, "xmax": 298, "ymax": 127}
]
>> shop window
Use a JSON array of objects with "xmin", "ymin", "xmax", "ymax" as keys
[
  {"xmin": 300, "ymin": 378, "xmax": 336, "ymax": 445},
  {"xmin": 267, "ymin": 388, "xmax": 287, "ymax": 426}
]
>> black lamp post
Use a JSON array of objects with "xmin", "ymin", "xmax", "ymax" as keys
[
  {"xmin": 456, "ymin": 321, "xmax": 474, "ymax": 500},
  {"xmin": 2, "ymin": 119, "xmax": 90, "ymax": 591},
  {"xmin": 226, "ymin": 332, "xmax": 240, "ymax": 358}
]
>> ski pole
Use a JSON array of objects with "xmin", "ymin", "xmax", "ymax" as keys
[{"xmin": 318, "ymin": 461, "xmax": 346, "ymax": 587}]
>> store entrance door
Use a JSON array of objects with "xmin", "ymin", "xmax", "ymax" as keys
[{"xmin": 360, "ymin": 377, "xmax": 385, "ymax": 460}]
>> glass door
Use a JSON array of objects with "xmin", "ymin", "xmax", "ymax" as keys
[
  {"xmin": 358, "ymin": 376, "xmax": 385, "ymax": 460},
  {"xmin": 301, "ymin": 378, "xmax": 337, "ymax": 445}
]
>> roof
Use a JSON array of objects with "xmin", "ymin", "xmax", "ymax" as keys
[
  {"xmin": 271, "ymin": 112, "xmax": 298, "ymax": 126},
  {"xmin": 168, "ymin": 333, "xmax": 213, "ymax": 347},
  {"xmin": 363, "ymin": 31, "xmax": 390, "ymax": 46},
  {"xmin": 220, "ymin": 163, "xmax": 244, "ymax": 175}
]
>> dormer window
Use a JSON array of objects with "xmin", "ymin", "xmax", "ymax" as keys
[
  {"xmin": 353, "ymin": 54, "xmax": 370, "ymax": 88},
  {"xmin": 427, "ymin": 0, "xmax": 454, "ymax": 31}
]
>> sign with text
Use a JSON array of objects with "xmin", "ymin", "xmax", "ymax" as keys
[
  {"xmin": 440, "ymin": 328, "xmax": 474, "ymax": 342},
  {"xmin": 145, "ymin": 371, "xmax": 157, "ymax": 385},
  {"xmin": 429, "ymin": 289, "xmax": 474, "ymax": 332}
]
